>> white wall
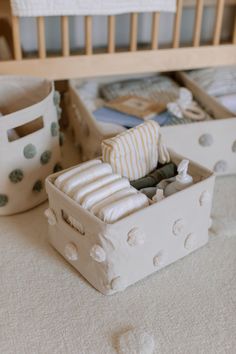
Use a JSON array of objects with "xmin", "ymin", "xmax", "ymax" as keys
[{"xmin": 19, "ymin": 7, "xmax": 234, "ymax": 52}]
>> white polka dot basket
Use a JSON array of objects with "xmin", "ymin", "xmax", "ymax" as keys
[
  {"xmin": 0, "ymin": 76, "xmax": 61, "ymax": 215},
  {"xmin": 45, "ymin": 150, "xmax": 215, "ymax": 295}
]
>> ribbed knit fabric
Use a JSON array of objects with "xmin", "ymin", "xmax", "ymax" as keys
[{"xmin": 102, "ymin": 121, "xmax": 159, "ymax": 181}]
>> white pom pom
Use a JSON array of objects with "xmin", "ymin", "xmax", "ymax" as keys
[
  {"xmin": 64, "ymin": 243, "xmax": 79, "ymax": 261},
  {"xmin": 127, "ymin": 227, "xmax": 146, "ymax": 247},
  {"xmin": 199, "ymin": 191, "xmax": 211, "ymax": 206},
  {"xmin": 172, "ymin": 219, "xmax": 185, "ymax": 236},
  {"xmin": 90, "ymin": 245, "xmax": 106, "ymax": 263},
  {"xmin": 153, "ymin": 252, "xmax": 164, "ymax": 267},
  {"xmin": 184, "ymin": 233, "xmax": 195, "ymax": 250},
  {"xmin": 111, "ymin": 276, "xmax": 126, "ymax": 292},
  {"xmin": 44, "ymin": 208, "xmax": 57, "ymax": 226},
  {"xmin": 118, "ymin": 328, "xmax": 155, "ymax": 354}
]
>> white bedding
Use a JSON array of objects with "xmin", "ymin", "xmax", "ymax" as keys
[
  {"xmin": 10, "ymin": 0, "xmax": 176, "ymax": 17},
  {"xmin": 187, "ymin": 66, "xmax": 236, "ymax": 98}
]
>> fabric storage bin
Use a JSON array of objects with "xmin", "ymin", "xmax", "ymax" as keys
[
  {"xmin": 160, "ymin": 71, "xmax": 236, "ymax": 176},
  {"xmin": 66, "ymin": 73, "xmax": 236, "ymax": 175},
  {"xmin": 66, "ymin": 75, "xmax": 137, "ymax": 162},
  {"xmin": 0, "ymin": 76, "xmax": 61, "ymax": 216},
  {"xmin": 45, "ymin": 150, "xmax": 215, "ymax": 296}
]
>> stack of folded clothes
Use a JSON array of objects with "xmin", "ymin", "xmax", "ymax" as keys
[
  {"xmin": 76, "ymin": 74, "xmax": 212, "ymax": 131},
  {"xmin": 187, "ymin": 66, "xmax": 236, "ymax": 115},
  {"xmin": 55, "ymin": 159, "xmax": 149, "ymax": 224}
]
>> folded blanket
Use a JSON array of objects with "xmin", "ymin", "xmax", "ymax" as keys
[
  {"xmin": 187, "ymin": 66, "xmax": 236, "ymax": 97},
  {"xmin": 101, "ymin": 75, "xmax": 178, "ymax": 101},
  {"xmin": 11, "ymin": 0, "xmax": 176, "ymax": 17},
  {"xmin": 98, "ymin": 193, "xmax": 149, "ymax": 223},
  {"xmin": 81, "ymin": 178, "xmax": 130, "ymax": 210},
  {"xmin": 55, "ymin": 160, "xmax": 101, "ymax": 189},
  {"xmin": 54, "ymin": 161, "xmax": 150, "ymax": 223},
  {"xmin": 91, "ymin": 187, "xmax": 137, "ymax": 216},
  {"xmin": 61, "ymin": 163, "xmax": 112, "ymax": 195},
  {"xmin": 72, "ymin": 174, "xmax": 121, "ymax": 203}
]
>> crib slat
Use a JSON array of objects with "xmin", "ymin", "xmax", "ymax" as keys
[
  {"xmin": 213, "ymin": 0, "xmax": 225, "ymax": 45},
  {"xmin": 130, "ymin": 13, "xmax": 138, "ymax": 51},
  {"xmin": 108, "ymin": 15, "xmax": 116, "ymax": 53},
  {"xmin": 173, "ymin": 0, "xmax": 183, "ymax": 48},
  {"xmin": 85, "ymin": 16, "xmax": 93, "ymax": 55},
  {"xmin": 193, "ymin": 0, "xmax": 204, "ymax": 46},
  {"xmin": 12, "ymin": 16, "xmax": 22, "ymax": 60},
  {"xmin": 61, "ymin": 16, "xmax": 70, "ymax": 57},
  {"xmin": 151, "ymin": 12, "xmax": 160, "ymax": 50},
  {"xmin": 37, "ymin": 17, "xmax": 46, "ymax": 59}
]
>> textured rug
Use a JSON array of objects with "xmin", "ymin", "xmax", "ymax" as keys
[{"xmin": 0, "ymin": 138, "xmax": 235, "ymax": 354}]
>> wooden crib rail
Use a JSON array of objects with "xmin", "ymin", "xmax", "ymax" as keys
[
  {"xmin": 0, "ymin": 0, "xmax": 236, "ymax": 80},
  {"xmin": 61, "ymin": 16, "xmax": 70, "ymax": 57}
]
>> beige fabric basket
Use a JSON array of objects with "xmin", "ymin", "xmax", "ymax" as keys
[
  {"xmin": 161, "ymin": 72, "xmax": 236, "ymax": 176},
  {"xmin": 45, "ymin": 150, "xmax": 215, "ymax": 295},
  {"xmin": 67, "ymin": 73, "xmax": 236, "ymax": 176},
  {"xmin": 0, "ymin": 76, "xmax": 61, "ymax": 216}
]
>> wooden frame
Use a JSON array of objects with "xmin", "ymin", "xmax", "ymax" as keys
[{"xmin": 0, "ymin": 0, "xmax": 236, "ymax": 80}]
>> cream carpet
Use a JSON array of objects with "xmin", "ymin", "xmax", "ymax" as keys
[{"xmin": 0, "ymin": 138, "xmax": 236, "ymax": 354}]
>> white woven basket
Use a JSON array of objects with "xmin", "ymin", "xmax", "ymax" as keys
[{"xmin": 0, "ymin": 76, "xmax": 61, "ymax": 215}]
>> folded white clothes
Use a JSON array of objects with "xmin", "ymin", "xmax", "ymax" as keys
[
  {"xmin": 217, "ymin": 94, "xmax": 236, "ymax": 115},
  {"xmin": 81, "ymin": 178, "xmax": 130, "ymax": 210},
  {"xmin": 97, "ymin": 193, "xmax": 149, "ymax": 223},
  {"xmin": 11, "ymin": 0, "xmax": 176, "ymax": 17},
  {"xmin": 54, "ymin": 159, "xmax": 151, "ymax": 223},
  {"xmin": 55, "ymin": 159, "xmax": 101, "ymax": 189},
  {"xmin": 90, "ymin": 187, "xmax": 137, "ymax": 216},
  {"xmin": 187, "ymin": 66, "xmax": 236, "ymax": 97},
  {"xmin": 61, "ymin": 163, "xmax": 112, "ymax": 195},
  {"xmin": 72, "ymin": 174, "xmax": 121, "ymax": 204}
]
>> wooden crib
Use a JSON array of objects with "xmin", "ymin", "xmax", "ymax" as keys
[{"xmin": 0, "ymin": 0, "xmax": 236, "ymax": 80}]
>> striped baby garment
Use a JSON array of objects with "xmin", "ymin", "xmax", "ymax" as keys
[{"xmin": 102, "ymin": 120, "xmax": 159, "ymax": 181}]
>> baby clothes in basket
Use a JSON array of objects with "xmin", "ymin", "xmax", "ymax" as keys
[
  {"xmin": 99, "ymin": 75, "xmax": 212, "ymax": 126},
  {"xmin": 102, "ymin": 120, "xmax": 170, "ymax": 181},
  {"xmin": 54, "ymin": 160, "xmax": 149, "ymax": 223}
]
